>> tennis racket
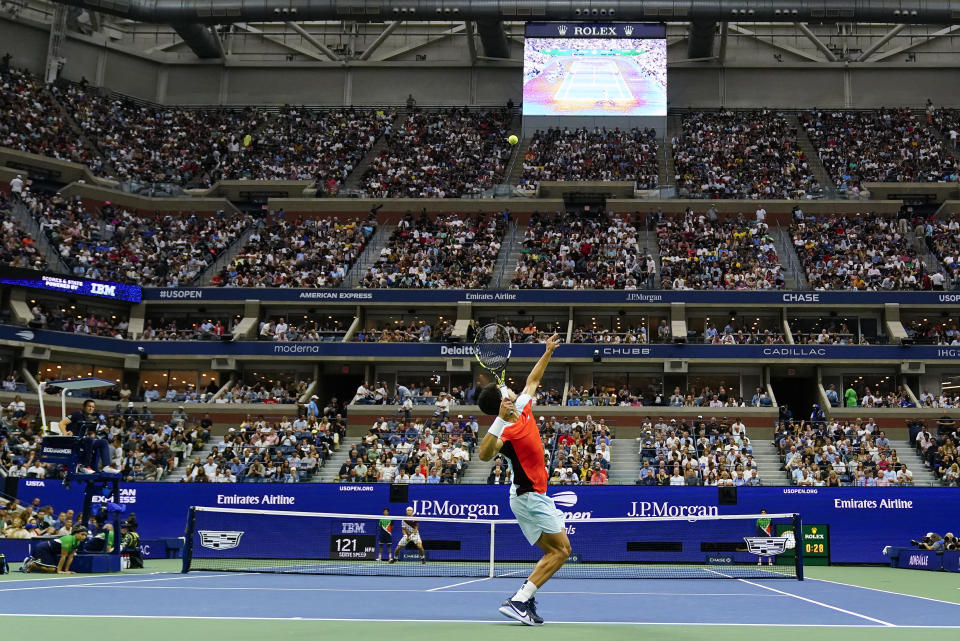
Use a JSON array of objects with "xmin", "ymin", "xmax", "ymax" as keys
[{"xmin": 473, "ymin": 323, "xmax": 512, "ymax": 390}]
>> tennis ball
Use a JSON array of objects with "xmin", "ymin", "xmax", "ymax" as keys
[{"xmin": 508, "ymin": 135, "xmax": 519, "ymax": 145}]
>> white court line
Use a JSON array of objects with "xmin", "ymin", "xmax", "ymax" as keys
[
  {"xmin": 0, "ymin": 613, "xmax": 956, "ymax": 628},
  {"xmin": 426, "ymin": 577, "xmax": 493, "ymax": 592},
  {"xmin": 700, "ymin": 569, "xmax": 895, "ymax": 627},
  {"xmin": 737, "ymin": 579, "xmax": 897, "ymax": 627},
  {"xmin": 0, "ymin": 571, "xmax": 168, "ymax": 585},
  {"xmin": 0, "ymin": 573, "xmax": 233, "ymax": 593},
  {"xmin": 56, "ymin": 585, "xmax": 787, "ymax": 596},
  {"xmin": 809, "ymin": 578, "xmax": 960, "ymax": 608},
  {"xmin": 427, "ymin": 569, "xmax": 526, "ymax": 592}
]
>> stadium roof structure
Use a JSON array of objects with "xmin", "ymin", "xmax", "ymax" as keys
[{"xmin": 45, "ymin": 0, "xmax": 960, "ymax": 62}]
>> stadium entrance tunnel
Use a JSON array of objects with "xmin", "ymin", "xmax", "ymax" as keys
[{"xmin": 770, "ymin": 371, "xmax": 817, "ymax": 420}]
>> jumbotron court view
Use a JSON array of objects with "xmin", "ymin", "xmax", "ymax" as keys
[{"xmin": 1, "ymin": 3, "xmax": 960, "ymax": 641}]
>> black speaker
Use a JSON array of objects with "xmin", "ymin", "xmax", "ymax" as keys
[
  {"xmin": 718, "ymin": 486, "xmax": 738, "ymax": 505},
  {"xmin": 389, "ymin": 484, "xmax": 409, "ymax": 504}
]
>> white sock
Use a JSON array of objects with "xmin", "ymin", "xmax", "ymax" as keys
[{"xmin": 512, "ymin": 580, "xmax": 538, "ymax": 602}]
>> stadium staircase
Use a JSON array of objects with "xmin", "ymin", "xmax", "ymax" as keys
[
  {"xmin": 890, "ymin": 439, "xmax": 941, "ymax": 487},
  {"xmin": 904, "ymin": 226, "xmax": 949, "ymax": 282},
  {"xmin": 317, "ymin": 436, "xmax": 363, "ymax": 482},
  {"xmin": 750, "ymin": 439, "xmax": 785, "ymax": 485},
  {"xmin": 505, "ymin": 136, "xmax": 533, "ymax": 187},
  {"xmin": 640, "ymin": 228, "xmax": 662, "ymax": 286},
  {"xmin": 345, "ymin": 223, "xmax": 395, "ymax": 288},
  {"xmin": 789, "ymin": 114, "xmax": 836, "ymax": 197},
  {"xmin": 340, "ymin": 114, "xmax": 400, "ymax": 192},
  {"xmin": 44, "ymin": 84, "xmax": 116, "ymax": 177},
  {"xmin": 192, "ymin": 222, "xmax": 261, "ymax": 286},
  {"xmin": 165, "ymin": 440, "xmax": 218, "ymax": 482},
  {"xmin": 461, "ymin": 457, "xmax": 494, "ymax": 483},
  {"xmin": 661, "ymin": 115, "xmax": 680, "ymax": 192},
  {"xmin": 771, "ymin": 224, "xmax": 809, "ymax": 289},
  {"xmin": 8, "ymin": 200, "xmax": 71, "ymax": 274},
  {"xmin": 491, "ymin": 221, "xmax": 521, "ymax": 288},
  {"xmin": 608, "ymin": 438, "xmax": 641, "ymax": 484}
]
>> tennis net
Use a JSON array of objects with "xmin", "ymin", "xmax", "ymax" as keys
[{"xmin": 183, "ymin": 506, "xmax": 803, "ymax": 580}]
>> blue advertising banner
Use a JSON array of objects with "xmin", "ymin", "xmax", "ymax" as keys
[
  {"xmin": 944, "ymin": 550, "xmax": 960, "ymax": 573},
  {"xmin": 15, "ymin": 480, "xmax": 960, "ymax": 564},
  {"xmin": 0, "ymin": 275, "xmax": 142, "ymax": 303},
  {"xmin": 895, "ymin": 549, "xmax": 943, "ymax": 571},
  {"xmin": 3, "ymin": 325, "xmax": 959, "ymax": 361},
  {"xmin": 142, "ymin": 288, "xmax": 960, "ymax": 306}
]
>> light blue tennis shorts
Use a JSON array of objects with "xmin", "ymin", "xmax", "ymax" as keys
[{"xmin": 509, "ymin": 491, "xmax": 566, "ymax": 545}]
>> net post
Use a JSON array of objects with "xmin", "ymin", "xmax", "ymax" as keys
[
  {"xmin": 793, "ymin": 512, "xmax": 804, "ymax": 581},
  {"xmin": 488, "ymin": 522, "xmax": 496, "ymax": 578},
  {"xmin": 181, "ymin": 506, "xmax": 196, "ymax": 574}
]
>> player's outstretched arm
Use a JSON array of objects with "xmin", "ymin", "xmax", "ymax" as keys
[{"xmin": 522, "ymin": 333, "xmax": 561, "ymax": 397}]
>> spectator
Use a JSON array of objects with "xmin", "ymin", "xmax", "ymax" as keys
[
  {"xmin": 673, "ymin": 110, "xmax": 820, "ymax": 199},
  {"xmin": 360, "ymin": 212, "xmax": 504, "ymax": 289},
  {"xmin": 518, "ymin": 127, "xmax": 659, "ymax": 191},
  {"xmin": 363, "ymin": 108, "xmax": 512, "ymax": 198},
  {"xmin": 657, "ymin": 211, "xmax": 784, "ymax": 290}
]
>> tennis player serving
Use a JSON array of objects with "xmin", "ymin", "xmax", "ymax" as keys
[{"xmin": 477, "ymin": 333, "xmax": 569, "ymax": 626}]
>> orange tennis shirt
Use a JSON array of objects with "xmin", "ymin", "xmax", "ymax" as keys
[{"xmin": 500, "ymin": 394, "xmax": 548, "ymax": 495}]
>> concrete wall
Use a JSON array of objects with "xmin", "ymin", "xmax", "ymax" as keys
[{"xmin": 6, "ymin": 17, "xmax": 960, "ymax": 108}]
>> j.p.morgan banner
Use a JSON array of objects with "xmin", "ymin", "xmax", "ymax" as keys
[{"xmin": 16, "ymin": 481, "xmax": 959, "ymax": 564}]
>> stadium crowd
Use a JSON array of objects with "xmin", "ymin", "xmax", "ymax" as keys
[
  {"xmin": 801, "ymin": 109, "xmax": 958, "ymax": 190},
  {"xmin": 517, "ymin": 127, "xmax": 659, "ymax": 191},
  {"xmin": 334, "ymin": 414, "xmax": 474, "ymax": 484},
  {"xmin": 55, "ymin": 83, "xmax": 395, "ymax": 190},
  {"xmin": 673, "ymin": 110, "xmax": 820, "ymax": 200},
  {"xmin": 213, "ymin": 215, "xmax": 376, "ymax": 288},
  {"xmin": 916, "ymin": 417, "xmax": 960, "ymax": 485},
  {"xmin": 544, "ymin": 415, "xmax": 614, "ymax": 485},
  {"xmin": 511, "ymin": 212, "xmax": 655, "ymax": 289},
  {"xmin": 29, "ymin": 301, "xmax": 128, "ymax": 338},
  {"xmin": 362, "ymin": 108, "xmax": 512, "ymax": 198},
  {"xmin": 359, "ymin": 212, "xmax": 504, "ymax": 289},
  {"xmin": 904, "ymin": 318, "xmax": 960, "ymax": 346},
  {"xmin": 636, "ymin": 416, "xmax": 759, "ymax": 486},
  {"xmin": 258, "ymin": 316, "xmax": 349, "ymax": 342},
  {"xmin": 24, "ymin": 190, "xmax": 252, "ymax": 285},
  {"xmin": 1, "ymin": 202, "xmax": 47, "ymax": 271},
  {"xmin": 0, "ymin": 68, "xmax": 99, "ymax": 169},
  {"xmin": 655, "ymin": 211, "xmax": 784, "ymax": 290},
  {"xmin": 776, "ymin": 417, "xmax": 916, "ymax": 487},
  {"xmin": 353, "ymin": 320, "xmax": 454, "ymax": 343},
  {"xmin": 140, "ymin": 316, "xmax": 237, "ymax": 341},
  {"xmin": 790, "ymin": 215, "xmax": 930, "ymax": 290},
  {"xmin": 922, "ymin": 214, "xmax": 960, "ymax": 285},
  {"xmin": 180, "ymin": 414, "xmax": 345, "ymax": 483},
  {"xmin": 0, "ymin": 398, "xmax": 212, "ymax": 483}
]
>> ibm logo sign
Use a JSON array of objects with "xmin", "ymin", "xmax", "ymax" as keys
[{"xmin": 90, "ymin": 283, "xmax": 117, "ymax": 297}]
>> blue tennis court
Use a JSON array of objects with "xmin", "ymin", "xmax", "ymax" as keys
[{"xmin": 2, "ymin": 565, "xmax": 959, "ymax": 633}]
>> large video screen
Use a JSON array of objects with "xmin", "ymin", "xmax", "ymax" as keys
[{"xmin": 523, "ymin": 37, "xmax": 667, "ymax": 117}]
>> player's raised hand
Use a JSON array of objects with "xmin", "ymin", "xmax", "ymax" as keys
[
  {"xmin": 544, "ymin": 333, "xmax": 561, "ymax": 353},
  {"xmin": 499, "ymin": 397, "xmax": 517, "ymax": 421}
]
